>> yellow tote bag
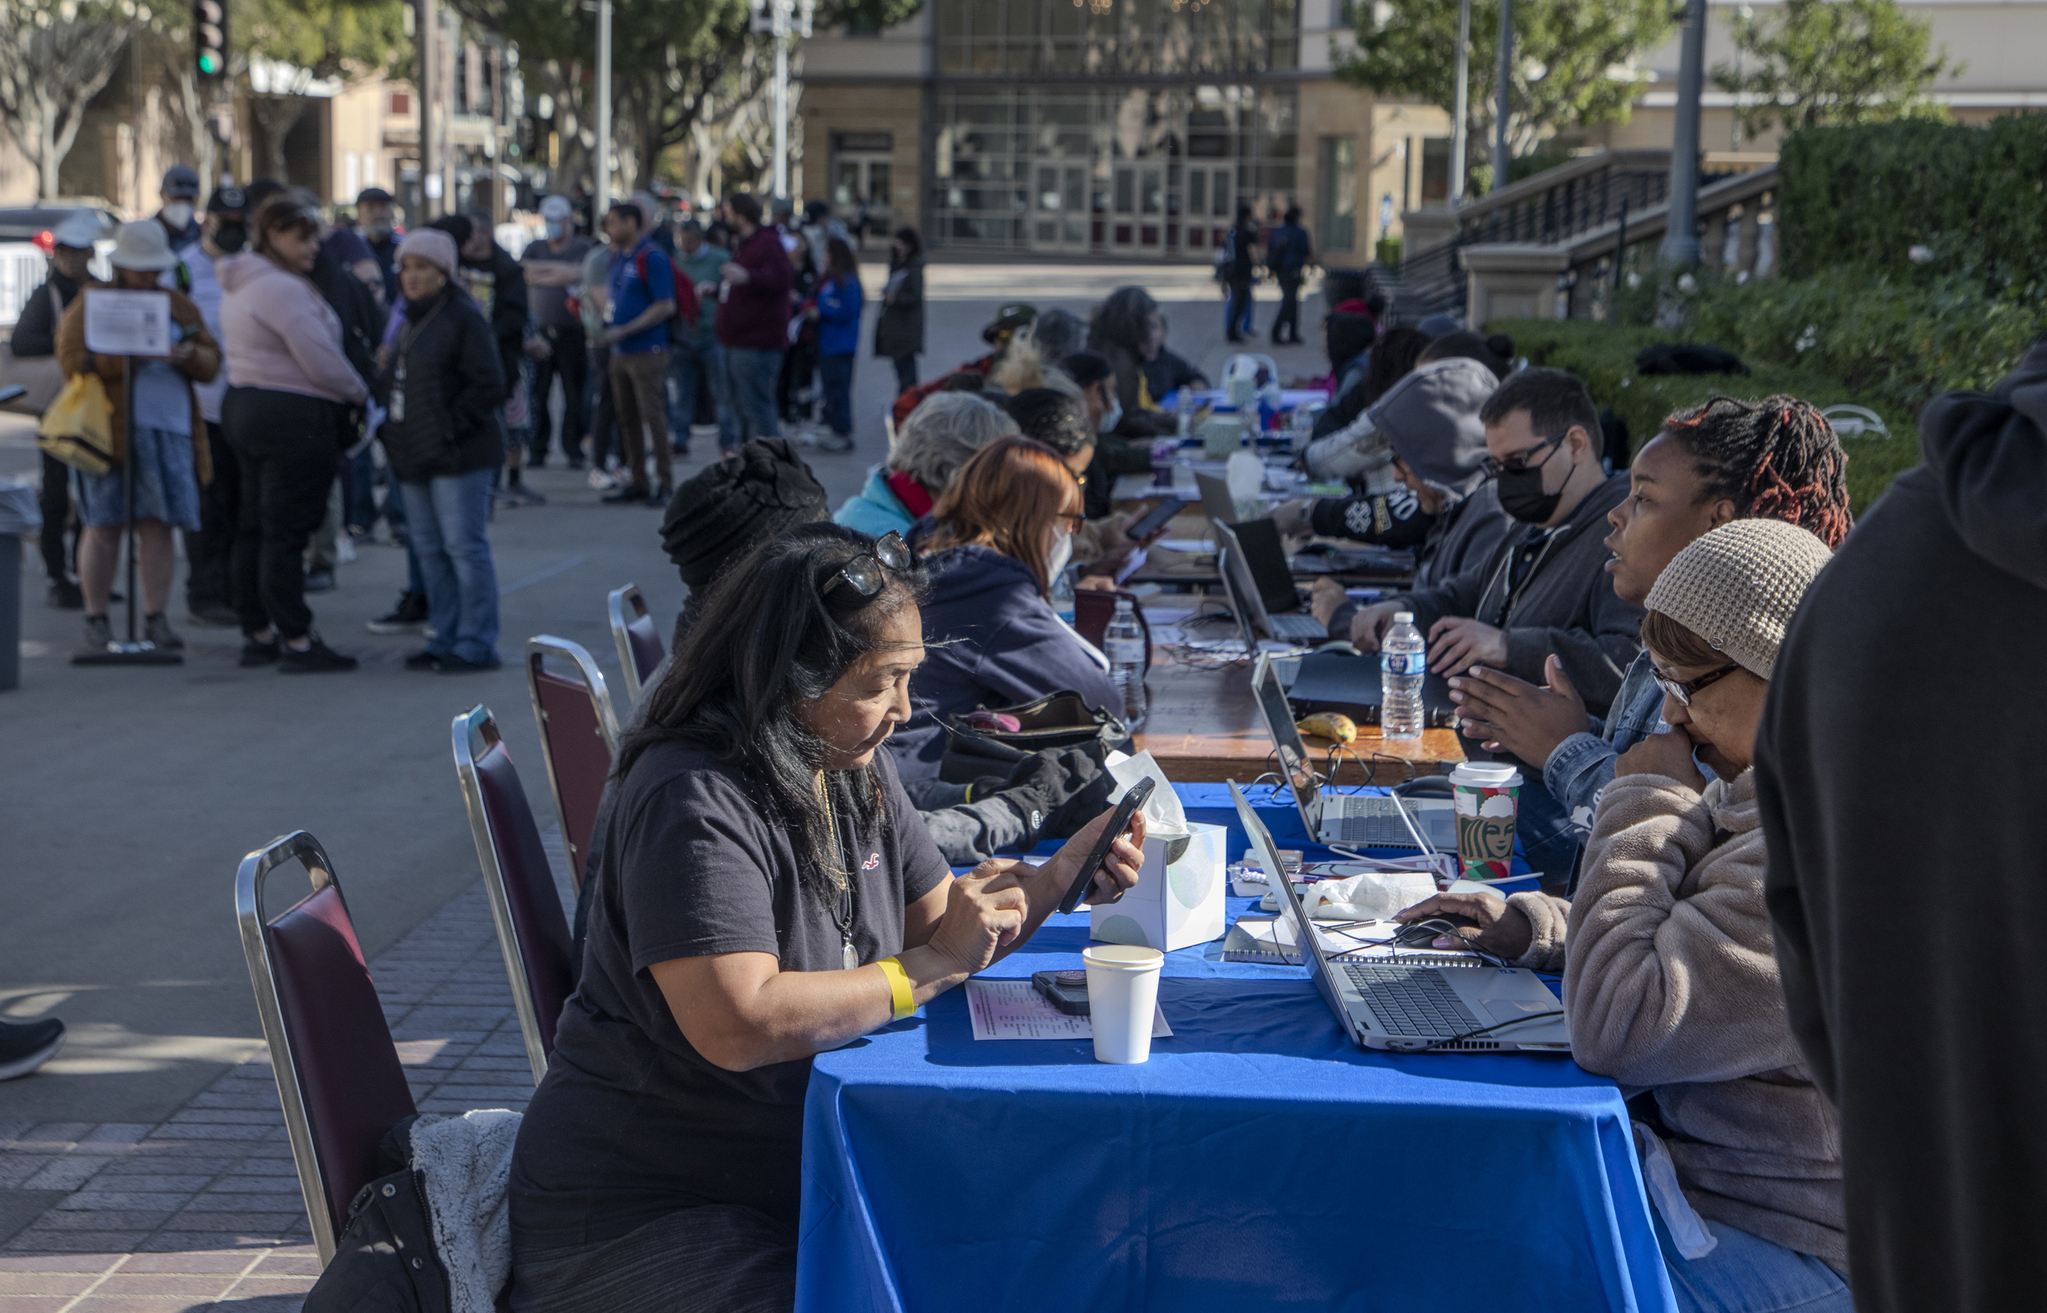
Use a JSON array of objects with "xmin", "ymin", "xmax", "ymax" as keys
[{"xmin": 37, "ymin": 372, "xmax": 116, "ymax": 475}]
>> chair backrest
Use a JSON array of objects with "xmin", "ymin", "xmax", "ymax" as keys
[
  {"xmin": 607, "ymin": 583, "xmax": 665, "ymax": 705},
  {"xmin": 236, "ymin": 832, "xmax": 417, "ymax": 1267},
  {"xmin": 1074, "ymin": 588, "xmax": 1153, "ymax": 669},
  {"xmin": 525, "ymin": 635, "xmax": 621, "ymax": 892},
  {"xmin": 453, "ymin": 706, "xmax": 576, "ymax": 1085}
]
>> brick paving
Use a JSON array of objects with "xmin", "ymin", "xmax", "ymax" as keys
[{"xmin": 0, "ymin": 858, "xmax": 563, "ymax": 1311}]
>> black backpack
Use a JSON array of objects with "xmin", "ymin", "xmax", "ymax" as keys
[{"xmin": 304, "ymin": 1119, "xmax": 454, "ymax": 1313}]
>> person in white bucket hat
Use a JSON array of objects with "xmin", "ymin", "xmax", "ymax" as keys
[{"xmin": 55, "ymin": 220, "xmax": 221, "ymax": 654}]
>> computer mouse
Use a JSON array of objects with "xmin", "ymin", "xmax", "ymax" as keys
[{"xmin": 1393, "ymin": 913, "xmax": 1480, "ymax": 948}]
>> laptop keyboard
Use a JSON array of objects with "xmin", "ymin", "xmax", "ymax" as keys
[
  {"xmin": 1341, "ymin": 963, "xmax": 1482, "ymax": 1038},
  {"xmin": 1267, "ymin": 612, "xmax": 1328, "ymax": 641}
]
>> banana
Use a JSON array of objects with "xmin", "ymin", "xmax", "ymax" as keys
[{"xmin": 1295, "ymin": 712, "xmax": 1358, "ymax": 745}]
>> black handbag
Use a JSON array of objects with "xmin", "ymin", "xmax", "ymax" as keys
[{"xmin": 938, "ymin": 691, "xmax": 1131, "ymax": 785}]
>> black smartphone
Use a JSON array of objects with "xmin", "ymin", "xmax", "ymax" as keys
[
  {"xmin": 1057, "ymin": 777, "xmax": 1156, "ymax": 915},
  {"xmin": 1031, "ymin": 969, "xmax": 1090, "ymax": 1015},
  {"xmin": 1125, "ymin": 497, "xmax": 1187, "ymax": 541}
]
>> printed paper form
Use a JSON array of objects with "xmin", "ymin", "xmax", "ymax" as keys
[{"xmin": 964, "ymin": 979, "xmax": 1173, "ymax": 1041}]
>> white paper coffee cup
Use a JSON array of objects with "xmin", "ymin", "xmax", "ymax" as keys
[{"xmin": 1083, "ymin": 944, "xmax": 1164, "ymax": 1064}]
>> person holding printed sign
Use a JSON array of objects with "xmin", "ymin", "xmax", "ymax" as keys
[{"xmin": 55, "ymin": 221, "xmax": 220, "ymax": 654}]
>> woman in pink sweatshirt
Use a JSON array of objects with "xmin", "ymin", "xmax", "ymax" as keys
[{"xmin": 218, "ymin": 195, "xmax": 370, "ymax": 673}]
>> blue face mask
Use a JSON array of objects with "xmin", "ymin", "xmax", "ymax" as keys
[{"xmin": 544, "ymin": 219, "xmax": 567, "ymax": 239}]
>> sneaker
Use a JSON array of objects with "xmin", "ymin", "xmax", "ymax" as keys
[
  {"xmin": 144, "ymin": 612, "xmax": 184, "ymax": 650},
  {"xmin": 435, "ymin": 652, "xmax": 502, "ymax": 674},
  {"xmin": 187, "ymin": 601, "xmax": 241, "ymax": 628},
  {"xmin": 650, "ymin": 483, "xmax": 673, "ymax": 505},
  {"xmin": 81, "ymin": 614, "xmax": 113, "ymax": 652},
  {"xmin": 278, "ymin": 637, "xmax": 358, "ymax": 673},
  {"xmin": 47, "ymin": 580, "xmax": 83, "ymax": 610},
  {"xmin": 403, "ymin": 648, "xmax": 444, "ymax": 671},
  {"xmin": 588, "ymin": 468, "xmax": 617, "ymax": 491},
  {"xmin": 819, "ymin": 433, "xmax": 855, "ymax": 454},
  {"xmin": 240, "ymin": 637, "xmax": 281, "ymax": 667},
  {"xmin": 603, "ymin": 485, "xmax": 648, "ymax": 504},
  {"xmin": 0, "ymin": 1018, "xmax": 64, "ymax": 1081},
  {"xmin": 367, "ymin": 592, "xmax": 429, "ymax": 634},
  {"xmin": 304, "ymin": 570, "xmax": 337, "ymax": 593}
]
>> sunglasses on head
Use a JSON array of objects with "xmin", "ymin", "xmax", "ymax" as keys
[{"xmin": 822, "ymin": 531, "xmax": 913, "ymax": 599}]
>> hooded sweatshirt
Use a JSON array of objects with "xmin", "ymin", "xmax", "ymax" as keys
[
  {"xmin": 1755, "ymin": 341, "xmax": 2047, "ymax": 1313},
  {"xmin": 216, "ymin": 252, "xmax": 369, "ymax": 405},
  {"xmin": 889, "ymin": 543, "xmax": 1123, "ymax": 781},
  {"xmin": 1302, "ymin": 355, "xmax": 1499, "ymax": 490},
  {"xmin": 1506, "ymin": 770, "xmax": 1845, "ymax": 1267}
]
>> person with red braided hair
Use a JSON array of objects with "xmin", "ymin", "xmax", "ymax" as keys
[{"xmin": 1446, "ymin": 393, "xmax": 1851, "ymax": 890}]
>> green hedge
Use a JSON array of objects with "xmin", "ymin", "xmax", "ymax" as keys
[
  {"xmin": 1487, "ymin": 318, "xmax": 1923, "ymax": 514},
  {"xmin": 1779, "ymin": 116, "xmax": 2047, "ymax": 296}
]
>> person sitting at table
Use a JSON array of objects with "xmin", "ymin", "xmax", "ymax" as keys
[
  {"xmin": 1393, "ymin": 519, "xmax": 1846, "ymax": 1313},
  {"xmin": 1307, "ymin": 323, "xmax": 1426, "ymax": 443},
  {"xmin": 1301, "ymin": 330, "xmax": 1512, "ymax": 493},
  {"xmin": 1441, "ymin": 395, "xmax": 1852, "ymax": 890},
  {"xmin": 1057, "ymin": 351, "xmax": 1153, "ymax": 525},
  {"xmin": 1348, "ymin": 367, "xmax": 1643, "ymax": 882},
  {"xmin": 833, "ymin": 391, "xmax": 1019, "ymax": 538},
  {"xmin": 1086, "ymin": 285, "xmax": 1182, "ymax": 437},
  {"xmin": 890, "ymin": 435, "xmax": 1124, "ymax": 782},
  {"xmin": 1003, "ymin": 382, "xmax": 1147, "ymax": 578},
  {"xmin": 508, "ymin": 526, "xmax": 1144, "ymax": 1313}
]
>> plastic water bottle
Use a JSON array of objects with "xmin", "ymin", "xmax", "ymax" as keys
[
  {"xmin": 1104, "ymin": 598, "xmax": 1148, "ymax": 730},
  {"xmin": 1051, "ymin": 565, "xmax": 1077, "ymax": 627},
  {"xmin": 1175, "ymin": 388, "xmax": 1195, "ymax": 438},
  {"xmin": 1380, "ymin": 611, "xmax": 1426, "ymax": 741}
]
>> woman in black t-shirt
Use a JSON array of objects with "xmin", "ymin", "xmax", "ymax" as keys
[{"xmin": 509, "ymin": 523, "xmax": 1145, "ymax": 1313}]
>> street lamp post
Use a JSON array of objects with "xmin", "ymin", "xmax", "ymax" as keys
[
  {"xmin": 1660, "ymin": 0, "xmax": 1707, "ymax": 264},
  {"xmin": 418, "ymin": 0, "xmax": 439, "ymax": 217},
  {"xmin": 1450, "ymin": 0, "xmax": 1470, "ymax": 208},
  {"xmin": 1490, "ymin": 0, "xmax": 1512, "ymax": 194},
  {"xmin": 754, "ymin": 0, "xmax": 812, "ymax": 202},
  {"xmin": 595, "ymin": 0, "xmax": 612, "ymax": 216}
]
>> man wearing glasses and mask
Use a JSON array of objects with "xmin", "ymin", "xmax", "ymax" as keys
[{"xmin": 1348, "ymin": 367, "xmax": 1643, "ymax": 883}]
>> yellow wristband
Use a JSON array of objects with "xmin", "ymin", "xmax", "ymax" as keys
[{"xmin": 875, "ymin": 956, "xmax": 915, "ymax": 1021}]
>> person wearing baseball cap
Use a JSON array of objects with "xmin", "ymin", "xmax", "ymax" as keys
[
  {"xmin": 352, "ymin": 186, "xmax": 400, "ymax": 304},
  {"xmin": 157, "ymin": 165, "xmax": 202, "ymax": 251},
  {"xmin": 521, "ymin": 194, "xmax": 595, "ymax": 468},
  {"xmin": 15, "ymin": 209, "xmax": 104, "ymax": 608},
  {"xmin": 173, "ymin": 185, "xmax": 252, "ymax": 628},
  {"xmin": 1395, "ymin": 519, "xmax": 1849, "ymax": 1304},
  {"xmin": 56, "ymin": 221, "xmax": 222, "ymax": 654}
]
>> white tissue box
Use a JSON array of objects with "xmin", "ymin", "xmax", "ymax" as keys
[{"xmin": 1090, "ymin": 821, "xmax": 1228, "ymax": 952}]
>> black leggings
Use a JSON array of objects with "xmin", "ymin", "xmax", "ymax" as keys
[
  {"xmin": 222, "ymin": 387, "xmax": 343, "ymax": 641},
  {"xmin": 38, "ymin": 451, "xmax": 73, "ymax": 585}
]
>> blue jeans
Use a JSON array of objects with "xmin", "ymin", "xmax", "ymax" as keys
[
  {"xmin": 1226, "ymin": 278, "xmax": 1254, "ymax": 337},
  {"xmin": 668, "ymin": 338, "xmax": 738, "ymax": 453},
  {"xmin": 399, "ymin": 468, "xmax": 499, "ymax": 664},
  {"xmin": 1652, "ymin": 1211, "xmax": 1852, "ymax": 1313},
  {"xmin": 723, "ymin": 346, "xmax": 783, "ymax": 442},
  {"xmin": 818, "ymin": 353, "xmax": 855, "ymax": 436}
]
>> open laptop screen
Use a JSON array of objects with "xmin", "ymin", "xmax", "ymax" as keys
[
  {"xmin": 1252, "ymin": 653, "xmax": 1322, "ymax": 831},
  {"xmin": 1229, "ymin": 517, "xmax": 1304, "ymax": 618}
]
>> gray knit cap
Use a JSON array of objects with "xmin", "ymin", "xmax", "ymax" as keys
[{"xmin": 1644, "ymin": 519, "xmax": 1833, "ymax": 680}]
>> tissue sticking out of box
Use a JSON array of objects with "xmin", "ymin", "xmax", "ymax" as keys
[
  {"xmin": 1299, "ymin": 869, "xmax": 1440, "ymax": 922},
  {"xmin": 1105, "ymin": 750, "xmax": 1189, "ymax": 862}
]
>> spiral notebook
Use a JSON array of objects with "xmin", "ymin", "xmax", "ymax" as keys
[{"xmin": 1221, "ymin": 914, "xmax": 1483, "ymax": 968}]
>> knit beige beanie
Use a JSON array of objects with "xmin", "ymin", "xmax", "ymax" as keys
[{"xmin": 1643, "ymin": 519, "xmax": 1833, "ymax": 680}]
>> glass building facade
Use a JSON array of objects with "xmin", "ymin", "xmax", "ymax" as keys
[{"xmin": 927, "ymin": 0, "xmax": 1302, "ymax": 256}]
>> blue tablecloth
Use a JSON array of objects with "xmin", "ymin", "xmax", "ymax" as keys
[{"xmin": 796, "ymin": 788, "xmax": 1676, "ymax": 1313}]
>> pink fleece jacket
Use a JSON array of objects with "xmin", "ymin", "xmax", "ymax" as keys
[{"xmin": 216, "ymin": 253, "xmax": 369, "ymax": 405}]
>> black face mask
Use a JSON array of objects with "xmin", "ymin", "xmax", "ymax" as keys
[
  {"xmin": 212, "ymin": 222, "xmax": 247, "ymax": 254},
  {"xmin": 1493, "ymin": 437, "xmax": 1570, "ymax": 524}
]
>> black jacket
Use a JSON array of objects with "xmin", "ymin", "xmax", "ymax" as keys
[
  {"xmin": 462, "ymin": 243, "xmax": 528, "ymax": 394},
  {"xmin": 873, "ymin": 254, "xmax": 924, "ymax": 358},
  {"xmin": 9, "ymin": 271, "xmax": 81, "ymax": 357},
  {"xmin": 311, "ymin": 250, "xmax": 383, "ymax": 398},
  {"xmin": 375, "ymin": 286, "xmax": 507, "ymax": 483},
  {"xmin": 1757, "ymin": 342, "xmax": 2047, "ymax": 1313}
]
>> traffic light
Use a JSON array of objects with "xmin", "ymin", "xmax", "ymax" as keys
[{"xmin": 195, "ymin": 0, "xmax": 227, "ymax": 80}]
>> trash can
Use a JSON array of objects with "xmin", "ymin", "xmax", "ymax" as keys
[{"xmin": 0, "ymin": 477, "xmax": 43, "ymax": 692}]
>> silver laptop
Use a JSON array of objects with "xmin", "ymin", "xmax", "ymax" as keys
[
  {"xmin": 1248, "ymin": 651, "xmax": 1458, "ymax": 850},
  {"xmin": 1213, "ymin": 520, "xmax": 1328, "ymax": 643},
  {"xmin": 1230, "ymin": 782, "xmax": 1571, "ymax": 1054},
  {"xmin": 1194, "ymin": 471, "xmax": 1242, "ymax": 527}
]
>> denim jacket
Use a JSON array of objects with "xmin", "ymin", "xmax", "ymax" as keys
[{"xmin": 1542, "ymin": 650, "xmax": 1668, "ymax": 833}]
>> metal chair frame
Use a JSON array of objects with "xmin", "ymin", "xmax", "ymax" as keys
[
  {"xmin": 525, "ymin": 634, "xmax": 622, "ymax": 887},
  {"xmin": 606, "ymin": 583, "xmax": 657, "ymax": 704},
  {"xmin": 452, "ymin": 705, "xmax": 555, "ymax": 1086},
  {"xmin": 235, "ymin": 831, "xmax": 366, "ymax": 1266}
]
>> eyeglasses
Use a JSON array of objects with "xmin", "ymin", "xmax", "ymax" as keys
[
  {"xmin": 1481, "ymin": 432, "xmax": 1567, "ymax": 479},
  {"xmin": 1652, "ymin": 661, "xmax": 1741, "ymax": 707},
  {"xmin": 822, "ymin": 531, "xmax": 913, "ymax": 599},
  {"xmin": 1058, "ymin": 511, "xmax": 1087, "ymax": 534}
]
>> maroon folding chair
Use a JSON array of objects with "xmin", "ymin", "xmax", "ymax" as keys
[
  {"xmin": 236, "ymin": 831, "xmax": 417, "ymax": 1266},
  {"xmin": 525, "ymin": 635, "xmax": 621, "ymax": 892},
  {"xmin": 1074, "ymin": 588, "xmax": 1153, "ymax": 668},
  {"xmin": 606, "ymin": 583, "xmax": 665, "ymax": 704},
  {"xmin": 453, "ymin": 706, "xmax": 576, "ymax": 1085}
]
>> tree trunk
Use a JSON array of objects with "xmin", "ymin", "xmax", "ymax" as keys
[{"xmin": 39, "ymin": 118, "xmax": 57, "ymax": 202}]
